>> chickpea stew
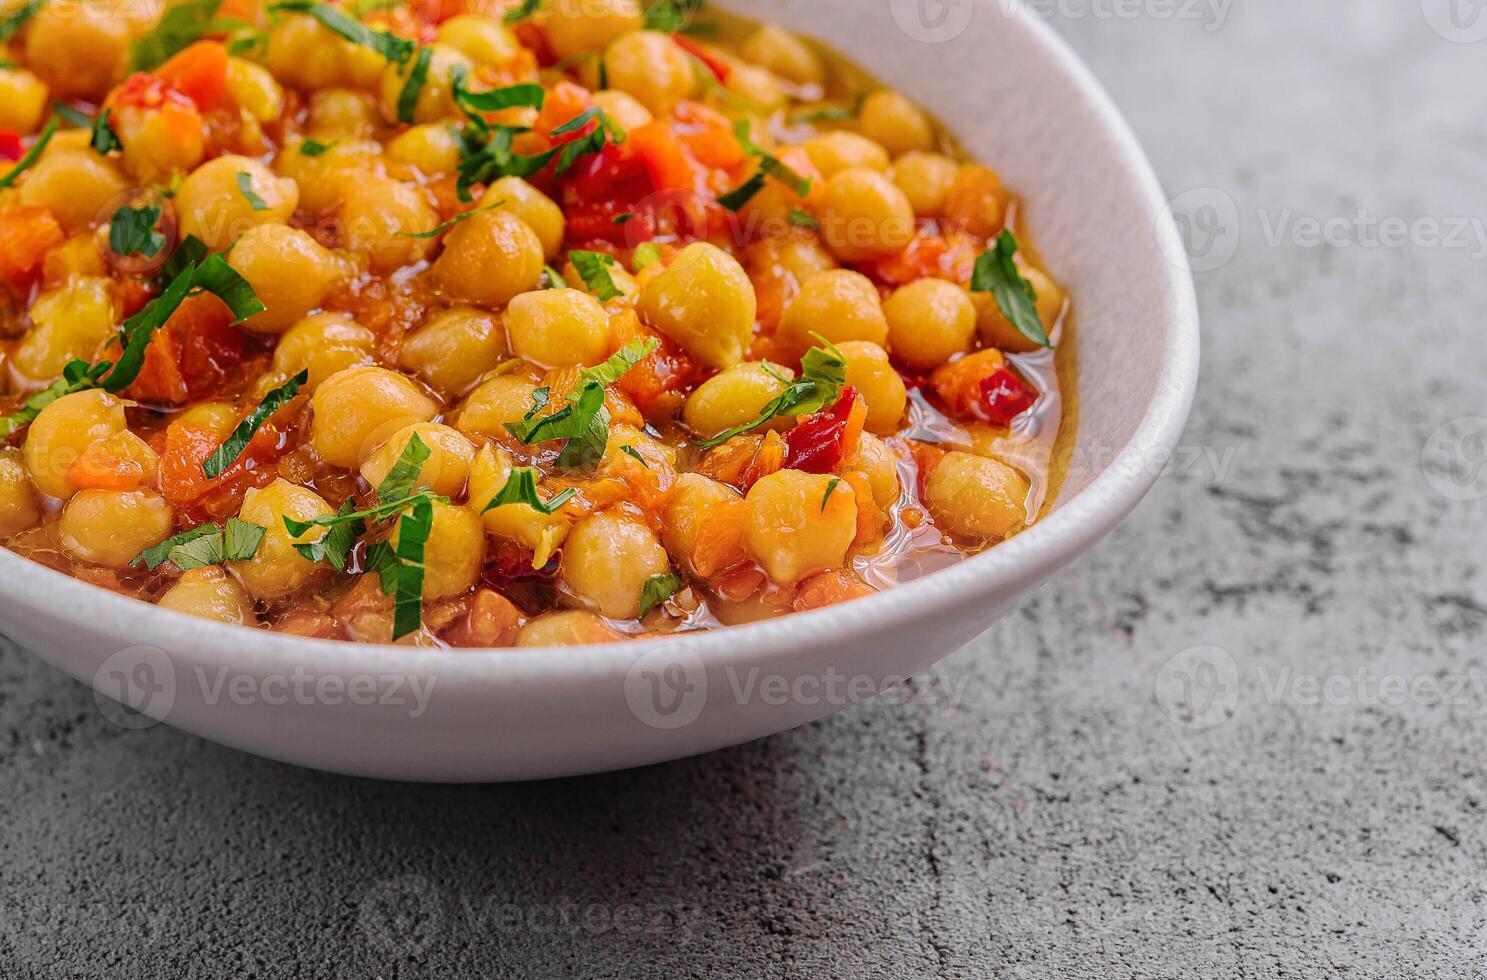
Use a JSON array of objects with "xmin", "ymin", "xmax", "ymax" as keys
[{"xmin": 0, "ymin": 0, "xmax": 1071, "ymax": 646}]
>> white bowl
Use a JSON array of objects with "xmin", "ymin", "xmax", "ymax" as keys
[{"xmin": 0, "ymin": 0, "xmax": 1198, "ymax": 781}]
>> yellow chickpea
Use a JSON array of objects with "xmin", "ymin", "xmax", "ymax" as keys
[
  {"xmin": 24, "ymin": 389, "xmax": 126, "ymax": 500},
  {"xmin": 23, "ymin": 1, "xmax": 128, "ymax": 100},
  {"xmin": 924, "ymin": 451, "xmax": 1029, "ymax": 541},
  {"xmin": 41, "ymin": 234, "xmax": 106, "ymax": 283},
  {"xmin": 388, "ymin": 124, "xmax": 463, "ymax": 176},
  {"xmin": 0, "ymin": 448, "xmax": 41, "ymax": 534},
  {"xmin": 545, "ymin": 0, "xmax": 644, "ymax": 59},
  {"xmin": 431, "ymin": 209, "xmax": 544, "ymax": 305},
  {"xmin": 638, "ymin": 242, "xmax": 756, "ymax": 370},
  {"xmin": 271, "ymin": 314, "xmax": 376, "ymax": 390},
  {"xmin": 0, "ymin": 67, "xmax": 48, "ymax": 133},
  {"xmin": 110, "ymin": 103, "xmax": 206, "ymax": 186},
  {"xmin": 744, "ymin": 470, "xmax": 858, "ymax": 584},
  {"xmin": 602, "ymin": 30, "xmax": 695, "ymax": 115},
  {"xmin": 467, "ymin": 443, "xmax": 570, "ymax": 562},
  {"xmin": 725, "ymin": 63, "xmax": 786, "ymax": 108},
  {"xmin": 87, "ymin": 430, "xmax": 160, "ymax": 489},
  {"xmin": 157, "ymin": 566, "xmax": 257, "ymax": 626},
  {"xmin": 310, "ymin": 367, "xmax": 441, "ymax": 468},
  {"xmin": 802, "ymin": 132, "xmax": 890, "ymax": 178},
  {"xmin": 817, "ymin": 168, "xmax": 916, "ymax": 262},
  {"xmin": 377, "ymin": 44, "xmax": 473, "ymax": 125},
  {"xmin": 12, "ymin": 277, "xmax": 116, "ymax": 385},
  {"xmin": 661, "ymin": 472, "xmax": 738, "ymax": 576},
  {"xmin": 504, "ymin": 289, "xmax": 611, "ymax": 368},
  {"xmin": 944, "ymin": 164, "xmax": 1007, "ymax": 238},
  {"xmin": 228, "ymin": 224, "xmax": 349, "ymax": 334},
  {"xmin": 591, "ymin": 90, "xmax": 652, "ymax": 131},
  {"xmin": 391, "ymin": 501, "xmax": 485, "ymax": 599},
  {"xmin": 277, "ymin": 139, "xmax": 383, "ymax": 215},
  {"xmin": 340, "ymin": 174, "xmax": 439, "ymax": 272},
  {"xmin": 176, "ymin": 156, "xmax": 298, "ymax": 250},
  {"xmin": 478, "ymin": 178, "xmax": 565, "ymax": 260},
  {"xmin": 436, "ymin": 14, "xmax": 521, "ymax": 64},
  {"xmin": 778, "ymin": 269, "xmax": 888, "ymax": 357},
  {"xmin": 973, "ymin": 263, "xmax": 1066, "ymax": 353},
  {"xmin": 361, "ymin": 423, "xmax": 475, "ymax": 498},
  {"xmin": 455, "ymin": 374, "xmax": 540, "ymax": 439},
  {"xmin": 890, "ymin": 151, "xmax": 959, "ymax": 218},
  {"xmin": 836, "ymin": 341, "xmax": 906, "ymax": 434},
  {"xmin": 740, "ymin": 24, "xmax": 824, "ymax": 86},
  {"xmin": 559, "ymin": 509, "xmax": 671, "ymax": 619},
  {"xmin": 308, "ymin": 88, "xmax": 379, "ymax": 140},
  {"xmin": 229, "ymin": 479, "xmax": 334, "ymax": 600},
  {"xmin": 264, "ymin": 14, "xmax": 358, "ymax": 90},
  {"xmin": 59, "ymin": 489, "xmax": 173, "ymax": 568},
  {"xmin": 883, "ymin": 279, "xmax": 977, "ymax": 370},
  {"xmin": 858, "ymin": 90, "xmax": 935, "ymax": 158},
  {"xmin": 225, "ymin": 58, "xmax": 284, "ymax": 123},
  {"xmin": 399, "ymin": 307, "xmax": 505, "ymax": 396},
  {"xmin": 682, "ymin": 362, "xmax": 793, "ymax": 440},
  {"xmin": 845, "ymin": 432, "xmax": 900, "ymax": 508},
  {"xmin": 18, "ymin": 151, "xmax": 127, "ymax": 234},
  {"xmin": 517, "ymin": 610, "xmax": 623, "ymax": 646}
]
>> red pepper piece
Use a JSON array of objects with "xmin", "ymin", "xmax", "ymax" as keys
[
  {"xmin": 784, "ymin": 387, "xmax": 859, "ymax": 474},
  {"xmin": 0, "ymin": 130, "xmax": 21, "ymax": 161},
  {"xmin": 978, "ymin": 368, "xmax": 1037, "ymax": 426}
]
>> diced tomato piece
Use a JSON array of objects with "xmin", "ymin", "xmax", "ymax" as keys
[
  {"xmin": 630, "ymin": 120, "xmax": 704, "ymax": 192},
  {"xmin": 784, "ymin": 388, "xmax": 859, "ymax": 474},
  {"xmin": 444, "ymin": 589, "xmax": 525, "ymax": 647},
  {"xmin": 155, "ymin": 41, "xmax": 229, "ymax": 111},
  {"xmin": 0, "ymin": 130, "xmax": 21, "ymax": 161},
  {"xmin": 793, "ymin": 569, "xmax": 876, "ymax": 612},
  {"xmin": 161, "ymin": 416, "xmax": 282, "ymax": 508},
  {"xmin": 929, "ymin": 348, "xmax": 1009, "ymax": 420},
  {"xmin": 67, "ymin": 444, "xmax": 145, "ymax": 492},
  {"xmin": 609, "ymin": 313, "xmax": 701, "ymax": 419},
  {"xmin": 673, "ymin": 35, "xmax": 731, "ymax": 83},
  {"xmin": 129, "ymin": 329, "xmax": 190, "ymax": 405},
  {"xmin": 536, "ymin": 80, "xmax": 596, "ymax": 143},
  {"xmin": 125, "ymin": 293, "xmax": 247, "ymax": 405},
  {"xmin": 0, "ymin": 206, "xmax": 62, "ymax": 284},
  {"xmin": 670, "ymin": 100, "xmax": 744, "ymax": 169},
  {"xmin": 567, "ymin": 141, "xmax": 648, "ymax": 200},
  {"xmin": 978, "ymin": 367, "xmax": 1037, "ymax": 426}
]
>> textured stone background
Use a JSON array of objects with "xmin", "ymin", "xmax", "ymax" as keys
[{"xmin": 5, "ymin": 1, "xmax": 1487, "ymax": 977}]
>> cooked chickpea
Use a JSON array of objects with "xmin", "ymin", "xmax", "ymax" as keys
[
  {"xmin": 725, "ymin": 63, "xmax": 786, "ymax": 108},
  {"xmin": 803, "ymin": 132, "xmax": 890, "ymax": 178},
  {"xmin": 176, "ymin": 156, "xmax": 298, "ymax": 250},
  {"xmin": 602, "ymin": 30, "xmax": 694, "ymax": 115},
  {"xmin": 944, "ymin": 164, "xmax": 1007, "ymax": 238},
  {"xmin": 479, "ymin": 178, "xmax": 565, "ymax": 260},
  {"xmin": 308, "ymin": 88, "xmax": 380, "ymax": 139},
  {"xmin": 683, "ymin": 362, "xmax": 793, "ymax": 440},
  {"xmin": 661, "ymin": 472, "xmax": 739, "ymax": 576},
  {"xmin": 740, "ymin": 25, "xmax": 823, "ymax": 86},
  {"xmin": 400, "ymin": 307, "xmax": 505, "ymax": 396},
  {"xmin": 836, "ymin": 341, "xmax": 906, "ymax": 434},
  {"xmin": 361, "ymin": 423, "xmax": 475, "ymax": 498},
  {"xmin": 517, "ymin": 610, "xmax": 623, "ymax": 646},
  {"xmin": 505, "ymin": 289, "xmax": 611, "ymax": 368},
  {"xmin": 890, "ymin": 151, "xmax": 959, "ymax": 218},
  {"xmin": 0, "ymin": 67, "xmax": 48, "ymax": 133},
  {"xmin": 845, "ymin": 432, "xmax": 900, "ymax": 508},
  {"xmin": 924, "ymin": 451, "xmax": 1029, "ymax": 541},
  {"xmin": 278, "ymin": 139, "xmax": 383, "ymax": 215},
  {"xmin": 12, "ymin": 277, "xmax": 116, "ymax": 384},
  {"xmin": 271, "ymin": 314, "xmax": 376, "ymax": 389},
  {"xmin": 468, "ymin": 443, "xmax": 570, "ymax": 559},
  {"xmin": 158, "ymin": 566, "xmax": 257, "ymax": 625},
  {"xmin": 560, "ymin": 509, "xmax": 671, "ymax": 619},
  {"xmin": 59, "ymin": 489, "xmax": 173, "ymax": 568},
  {"xmin": 638, "ymin": 242, "xmax": 756, "ymax": 370},
  {"xmin": 377, "ymin": 45, "xmax": 473, "ymax": 125},
  {"xmin": 431, "ymin": 209, "xmax": 544, "ymax": 305},
  {"xmin": 744, "ymin": 470, "xmax": 858, "ymax": 584},
  {"xmin": 340, "ymin": 174, "xmax": 439, "ymax": 272},
  {"xmin": 87, "ymin": 430, "xmax": 160, "ymax": 489},
  {"xmin": 310, "ymin": 367, "xmax": 441, "ymax": 468},
  {"xmin": 883, "ymin": 279, "xmax": 977, "ymax": 370},
  {"xmin": 23, "ymin": 2, "xmax": 128, "ymax": 100},
  {"xmin": 455, "ymin": 374, "xmax": 540, "ymax": 439},
  {"xmin": 228, "ymin": 224, "xmax": 348, "ymax": 334},
  {"xmin": 229, "ymin": 479, "xmax": 333, "ymax": 599},
  {"xmin": 778, "ymin": 269, "xmax": 888, "ymax": 357},
  {"xmin": 437, "ymin": 14, "xmax": 521, "ymax": 64},
  {"xmin": 264, "ymin": 14, "xmax": 361, "ymax": 90},
  {"xmin": 973, "ymin": 263, "xmax": 1066, "ymax": 353},
  {"xmin": 545, "ymin": 0, "xmax": 645, "ymax": 59},
  {"xmin": 24, "ymin": 389, "xmax": 127, "ymax": 500},
  {"xmin": 392, "ymin": 501, "xmax": 485, "ymax": 599},
  {"xmin": 817, "ymin": 168, "xmax": 916, "ymax": 262},
  {"xmin": 0, "ymin": 448, "xmax": 41, "ymax": 533},
  {"xmin": 111, "ymin": 102, "xmax": 205, "ymax": 185},
  {"xmin": 389, "ymin": 124, "xmax": 463, "ymax": 176},
  {"xmin": 18, "ymin": 151, "xmax": 127, "ymax": 233},
  {"xmin": 591, "ymin": 90, "xmax": 652, "ymax": 131},
  {"xmin": 225, "ymin": 58, "xmax": 284, "ymax": 123},
  {"xmin": 858, "ymin": 91, "xmax": 935, "ymax": 157}
]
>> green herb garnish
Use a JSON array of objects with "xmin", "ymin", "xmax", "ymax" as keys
[
  {"xmin": 449, "ymin": 72, "xmax": 545, "ymax": 115},
  {"xmin": 581, "ymin": 338, "xmax": 658, "ymax": 386},
  {"xmin": 643, "ymin": 0, "xmax": 702, "ymax": 33},
  {"xmin": 373, "ymin": 430, "xmax": 432, "ymax": 500},
  {"xmin": 0, "ymin": 0, "xmax": 44, "ymax": 41},
  {"xmin": 543, "ymin": 264, "xmax": 568, "ymax": 289},
  {"xmin": 480, "ymin": 466, "xmax": 577, "ymax": 515},
  {"xmin": 90, "ymin": 108, "xmax": 121, "ymax": 155},
  {"xmin": 395, "ymin": 45, "xmax": 432, "ymax": 124},
  {"xmin": 298, "ymin": 138, "xmax": 338, "ymax": 157},
  {"xmin": 970, "ymin": 230, "xmax": 1050, "ymax": 348},
  {"xmin": 569, "ymin": 249, "xmax": 622, "ymax": 301},
  {"xmin": 631, "ymin": 242, "xmax": 661, "ymax": 271},
  {"xmin": 637, "ymin": 572, "xmax": 682, "ymax": 618},
  {"xmin": 620, "ymin": 444, "xmax": 648, "ymax": 467},
  {"xmin": 502, "ymin": 0, "xmax": 541, "ymax": 23},
  {"xmin": 0, "ymin": 116, "xmax": 57, "ymax": 191},
  {"xmin": 0, "ymin": 359, "xmax": 110, "ymax": 437},
  {"xmin": 201, "ymin": 370, "xmax": 307, "ymax": 479},
  {"xmin": 363, "ymin": 494, "xmax": 433, "ymax": 640},
  {"xmin": 820, "ymin": 477, "xmax": 841, "ymax": 512},
  {"xmin": 716, "ymin": 172, "xmax": 766, "ymax": 211},
  {"xmin": 109, "ymin": 204, "xmax": 166, "ymax": 258},
  {"xmin": 235, "ymin": 171, "xmax": 269, "ymax": 210},
  {"xmin": 269, "ymin": 0, "xmax": 414, "ymax": 64},
  {"xmin": 786, "ymin": 209, "xmax": 818, "ymax": 229},
  {"xmin": 397, "ymin": 198, "xmax": 502, "ymax": 239},
  {"xmin": 131, "ymin": 518, "xmax": 266, "ymax": 571},
  {"xmin": 697, "ymin": 339, "xmax": 846, "ymax": 447},
  {"xmin": 129, "ymin": 0, "xmax": 223, "ymax": 71}
]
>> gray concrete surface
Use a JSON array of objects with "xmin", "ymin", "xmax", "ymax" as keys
[{"xmin": 5, "ymin": 2, "xmax": 1487, "ymax": 977}]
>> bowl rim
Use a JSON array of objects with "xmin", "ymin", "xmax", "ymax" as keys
[{"xmin": 0, "ymin": 3, "xmax": 1199, "ymax": 684}]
